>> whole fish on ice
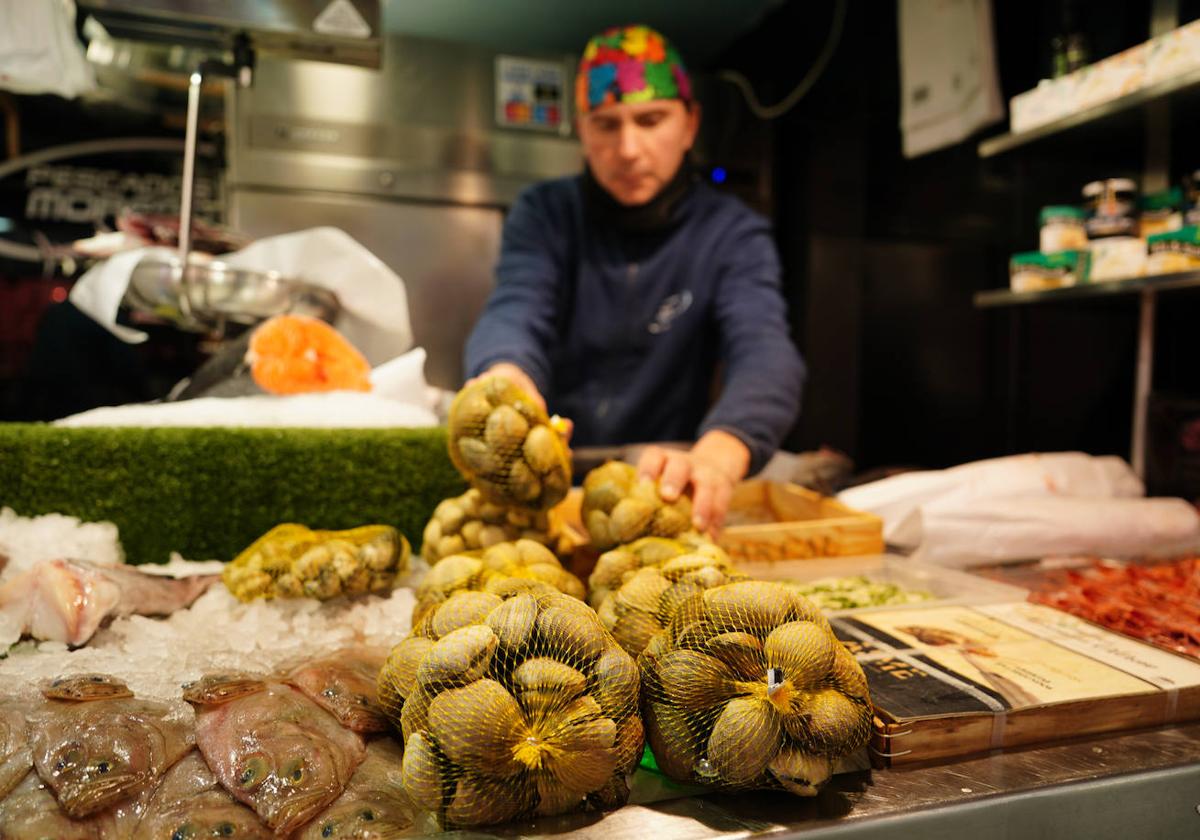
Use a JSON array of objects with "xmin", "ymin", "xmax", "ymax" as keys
[{"xmin": 0, "ymin": 558, "xmax": 217, "ymax": 647}]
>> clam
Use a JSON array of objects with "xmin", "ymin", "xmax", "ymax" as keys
[
  {"xmin": 657, "ymin": 581, "xmax": 704, "ymax": 626},
  {"xmin": 703, "ymin": 582, "xmax": 796, "ymax": 635},
  {"xmin": 481, "ymin": 541, "xmax": 521, "ymax": 571},
  {"xmin": 592, "ymin": 646, "xmax": 641, "ymax": 719},
  {"xmin": 428, "ymin": 680, "xmax": 525, "ymax": 779},
  {"xmin": 449, "ymin": 389, "xmax": 493, "ymax": 438},
  {"xmin": 445, "ymin": 774, "xmax": 532, "ymax": 827},
  {"xmin": 706, "ymin": 632, "xmax": 766, "ymax": 681},
  {"xmin": 614, "ymin": 568, "xmax": 672, "ymax": 614},
  {"xmin": 536, "ymin": 606, "xmax": 605, "ymax": 667},
  {"xmin": 827, "ymin": 644, "xmax": 870, "ymax": 699},
  {"xmin": 400, "ymin": 686, "xmax": 433, "ymax": 743},
  {"xmin": 457, "ymin": 436, "xmax": 502, "ymax": 477},
  {"xmin": 644, "ymin": 702, "xmax": 702, "ymax": 781},
  {"xmin": 515, "ymin": 539, "xmax": 558, "ymax": 567},
  {"xmin": 513, "ymin": 658, "xmax": 587, "ymax": 717},
  {"xmin": 535, "ymin": 772, "xmax": 587, "ymax": 816},
  {"xmin": 610, "ymin": 498, "xmax": 656, "ymax": 544},
  {"xmin": 706, "ymin": 697, "xmax": 781, "ymax": 785},
  {"xmin": 483, "ymin": 577, "xmax": 555, "ymax": 600},
  {"xmin": 523, "ymin": 425, "xmax": 563, "ymax": 475},
  {"xmin": 786, "ymin": 689, "xmax": 873, "ymax": 755},
  {"xmin": 507, "ymin": 459, "xmax": 542, "ymax": 504},
  {"xmin": 379, "ymin": 636, "xmax": 435, "ymax": 711},
  {"xmin": 422, "ymin": 555, "xmax": 482, "ymax": 595},
  {"xmin": 434, "ymin": 499, "xmax": 466, "ymax": 534},
  {"xmin": 431, "ymin": 591, "xmax": 503, "ymax": 639},
  {"xmin": 650, "ymin": 504, "xmax": 692, "ymax": 537},
  {"xmin": 654, "ymin": 650, "xmax": 736, "ymax": 713},
  {"xmin": 415, "ymin": 625, "xmax": 498, "ymax": 688},
  {"xmin": 660, "ymin": 554, "xmax": 724, "ymax": 581},
  {"xmin": 614, "ymin": 715, "xmax": 646, "ymax": 774},
  {"xmin": 435, "ymin": 535, "xmax": 467, "ymax": 560},
  {"xmin": 764, "ymin": 622, "xmax": 838, "ymax": 690},
  {"xmin": 460, "ymin": 519, "xmax": 484, "ymax": 548},
  {"xmin": 478, "ymin": 525, "xmax": 509, "ymax": 547},
  {"xmin": 585, "ymin": 510, "xmax": 615, "ymax": 548},
  {"xmin": 484, "ymin": 404, "xmax": 529, "ymax": 453},
  {"xmin": 485, "ymin": 592, "xmax": 541, "ymax": 649},
  {"xmin": 611, "ymin": 610, "xmax": 663, "ymax": 657},
  {"xmin": 767, "ymin": 748, "xmax": 832, "ymax": 796},
  {"xmin": 583, "ymin": 477, "xmax": 625, "ymax": 512},
  {"xmin": 401, "ymin": 732, "xmax": 446, "ymax": 810}
]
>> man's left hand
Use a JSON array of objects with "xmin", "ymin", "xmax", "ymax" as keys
[{"xmin": 636, "ymin": 430, "xmax": 751, "ymax": 538}]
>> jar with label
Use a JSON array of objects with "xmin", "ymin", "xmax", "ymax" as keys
[
  {"xmin": 1039, "ymin": 205, "xmax": 1088, "ymax": 252},
  {"xmin": 1140, "ymin": 188, "xmax": 1184, "ymax": 238},
  {"xmin": 1185, "ymin": 170, "xmax": 1200, "ymax": 226},
  {"xmin": 1083, "ymin": 178, "xmax": 1139, "ymax": 239}
]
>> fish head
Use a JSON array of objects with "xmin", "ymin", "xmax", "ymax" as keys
[
  {"xmin": 44, "ymin": 721, "xmax": 153, "ymax": 816},
  {"xmin": 302, "ymin": 802, "xmax": 415, "ymax": 839},
  {"xmin": 232, "ymin": 724, "xmax": 346, "ymax": 834},
  {"xmin": 182, "ymin": 673, "xmax": 269, "ymax": 706},
  {"xmin": 147, "ymin": 794, "xmax": 272, "ymax": 839},
  {"xmin": 41, "ymin": 673, "xmax": 134, "ymax": 701},
  {"xmin": 287, "ymin": 663, "xmax": 386, "ymax": 734}
]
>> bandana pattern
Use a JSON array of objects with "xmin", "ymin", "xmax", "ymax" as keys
[{"xmin": 575, "ymin": 25, "xmax": 692, "ymax": 114}]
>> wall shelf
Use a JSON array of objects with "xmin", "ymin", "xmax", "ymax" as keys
[{"xmin": 974, "ymin": 270, "xmax": 1200, "ymax": 308}]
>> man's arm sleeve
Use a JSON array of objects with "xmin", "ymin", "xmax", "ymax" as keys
[
  {"xmin": 464, "ymin": 189, "xmax": 563, "ymax": 395},
  {"xmin": 697, "ymin": 219, "xmax": 806, "ymax": 475}
]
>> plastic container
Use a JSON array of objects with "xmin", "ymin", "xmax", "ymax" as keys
[
  {"xmin": 1083, "ymin": 177, "xmax": 1139, "ymax": 239},
  {"xmin": 1089, "ymin": 236, "xmax": 1146, "ymax": 281},
  {"xmin": 736, "ymin": 553, "xmax": 1029, "ymax": 618},
  {"xmin": 1039, "ymin": 205, "xmax": 1088, "ymax": 252},
  {"xmin": 1140, "ymin": 188, "xmax": 1184, "ymax": 238},
  {"xmin": 1009, "ymin": 250, "xmax": 1089, "ymax": 291},
  {"xmin": 1146, "ymin": 225, "xmax": 1200, "ymax": 274}
]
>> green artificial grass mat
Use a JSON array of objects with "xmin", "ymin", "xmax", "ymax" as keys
[{"xmin": 0, "ymin": 424, "xmax": 465, "ymax": 565}]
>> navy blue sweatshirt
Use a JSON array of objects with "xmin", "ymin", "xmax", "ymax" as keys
[{"xmin": 464, "ymin": 174, "xmax": 805, "ymax": 474}]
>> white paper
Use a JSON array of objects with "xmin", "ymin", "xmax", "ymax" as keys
[{"xmin": 69, "ymin": 227, "xmax": 413, "ymax": 365}]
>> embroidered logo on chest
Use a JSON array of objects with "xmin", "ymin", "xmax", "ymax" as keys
[{"xmin": 648, "ymin": 290, "xmax": 693, "ymax": 334}]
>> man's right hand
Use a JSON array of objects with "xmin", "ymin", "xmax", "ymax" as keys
[{"xmin": 473, "ymin": 362, "xmax": 547, "ymax": 413}]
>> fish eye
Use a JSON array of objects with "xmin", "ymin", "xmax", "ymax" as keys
[
  {"xmin": 55, "ymin": 745, "xmax": 85, "ymax": 773},
  {"xmin": 216, "ymin": 823, "xmax": 235, "ymax": 836},
  {"xmin": 321, "ymin": 822, "xmax": 335, "ymax": 838},
  {"xmin": 283, "ymin": 759, "xmax": 306, "ymax": 784},
  {"xmin": 93, "ymin": 759, "xmax": 112, "ymax": 774},
  {"xmin": 238, "ymin": 755, "xmax": 269, "ymax": 789},
  {"xmin": 359, "ymin": 808, "xmax": 376, "ymax": 821},
  {"xmin": 171, "ymin": 823, "xmax": 196, "ymax": 840}
]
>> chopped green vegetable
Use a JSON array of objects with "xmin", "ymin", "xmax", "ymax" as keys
[{"xmin": 788, "ymin": 575, "xmax": 935, "ymax": 610}]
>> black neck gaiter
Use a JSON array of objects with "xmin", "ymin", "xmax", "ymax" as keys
[{"xmin": 582, "ymin": 160, "xmax": 695, "ymax": 235}]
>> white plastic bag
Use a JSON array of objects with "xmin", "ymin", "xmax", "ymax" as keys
[
  {"xmin": 839, "ymin": 452, "xmax": 1200, "ymax": 566},
  {"xmin": 0, "ymin": 0, "xmax": 95, "ymax": 98}
]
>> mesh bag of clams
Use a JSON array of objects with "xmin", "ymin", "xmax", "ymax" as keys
[
  {"xmin": 378, "ymin": 588, "xmax": 644, "ymax": 826},
  {"xmin": 448, "ymin": 376, "xmax": 572, "ymax": 510},
  {"xmin": 594, "ymin": 546, "xmax": 747, "ymax": 657},
  {"xmin": 587, "ymin": 536, "xmax": 731, "ymax": 609},
  {"xmin": 222, "ymin": 523, "xmax": 410, "ymax": 601},
  {"xmin": 639, "ymin": 580, "xmax": 873, "ymax": 796},
  {"xmin": 582, "ymin": 461, "xmax": 695, "ymax": 551},
  {"xmin": 421, "ymin": 488, "xmax": 573, "ymax": 565},
  {"xmin": 414, "ymin": 540, "xmax": 586, "ymax": 627}
]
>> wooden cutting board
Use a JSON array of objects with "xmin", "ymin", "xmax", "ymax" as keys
[{"xmin": 835, "ymin": 602, "xmax": 1200, "ymax": 766}]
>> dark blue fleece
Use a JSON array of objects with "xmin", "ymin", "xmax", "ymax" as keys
[{"xmin": 464, "ymin": 175, "xmax": 805, "ymax": 474}]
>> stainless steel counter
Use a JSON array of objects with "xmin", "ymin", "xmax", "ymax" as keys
[{"xmin": 464, "ymin": 723, "xmax": 1200, "ymax": 839}]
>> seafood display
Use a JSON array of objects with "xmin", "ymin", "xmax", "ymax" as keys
[
  {"xmin": 0, "ymin": 559, "xmax": 218, "ymax": 647},
  {"xmin": 446, "ymin": 376, "xmax": 571, "ymax": 511},
  {"xmin": 378, "ymin": 589, "xmax": 643, "ymax": 827},
  {"xmin": 222, "ymin": 524, "xmax": 410, "ymax": 603},
  {"xmin": 296, "ymin": 738, "xmax": 415, "ymax": 840},
  {"xmin": 581, "ymin": 462, "xmax": 695, "ymax": 551},
  {"xmin": 639, "ymin": 581, "xmax": 873, "ymax": 793},
  {"xmin": 130, "ymin": 752, "xmax": 271, "ymax": 840},
  {"xmin": 283, "ymin": 647, "xmax": 391, "ymax": 734}
]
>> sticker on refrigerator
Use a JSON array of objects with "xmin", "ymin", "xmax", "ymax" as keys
[{"xmin": 496, "ymin": 56, "xmax": 566, "ymax": 131}]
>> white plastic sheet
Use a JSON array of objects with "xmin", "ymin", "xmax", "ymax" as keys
[
  {"xmin": 839, "ymin": 452, "xmax": 1200, "ymax": 566},
  {"xmin": 0, "ymin": 0, "xmax": 95, "ymax": 98}
]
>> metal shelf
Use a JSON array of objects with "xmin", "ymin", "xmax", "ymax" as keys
[
  {"xmin": 977, "ymin": 65, "xmax": 1200, "ymax": 158},
  {"xmin": 974, "ymin": 270, "xmax": 1200, "ymax": 308}
]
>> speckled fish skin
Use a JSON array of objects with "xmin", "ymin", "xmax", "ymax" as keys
[
  {"xmin": 283, "ymin": 648, "xmax": 390, "ymax": 734},
  {"xmin": 29, "ymin": 693, "xmax": 195, "ymax": 818},
  {"xmin": 0, "ymin": 699, "xmax": 32, "ymax": 800},
  {"xmin": 130, "ymin": 751, "xmax": 271, "ymax": 840},
  {"xmin": 0, "ymin": 771, "xmax": 107, "ymax": 839},
  {"xmin": 296, "ymin": 738, "xmax": 415, "ymax": 840},
  {"xmin": 190, "ymin": 682, "xmax": 366, "ymax": 835},
  {"xmin": 0, "ymin": 559, "xmax": 218, "ymax": 647}
]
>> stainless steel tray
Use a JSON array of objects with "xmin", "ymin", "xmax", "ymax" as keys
[{"xmin": 124, "ymin": 254, "xmax": 340, "ymax": 331}]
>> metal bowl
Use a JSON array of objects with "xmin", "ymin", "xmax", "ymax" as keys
[{"xmin": 124, "ymin": 255, "xmax": 341, "ymax": 331}]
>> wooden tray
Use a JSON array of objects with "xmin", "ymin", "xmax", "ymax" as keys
[
  {"xmin": 718, "ymin": 480, "xmax": 883, "ymax": 561},
  {"xmin": 837, "ymin": 602, "xmax": 1200, "ymax": 766}
]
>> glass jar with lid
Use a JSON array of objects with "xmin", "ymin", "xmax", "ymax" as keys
[{"xmin": 1039, "ymin": 205, "xmax": 1088, "ymax": 252}]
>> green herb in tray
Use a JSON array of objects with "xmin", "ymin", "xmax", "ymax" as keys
[{"xmin": 789, "ymin": 575, "xmax": 935, "ymax": 610}]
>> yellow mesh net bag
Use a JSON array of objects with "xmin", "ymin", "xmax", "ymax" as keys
[
  {"xmin": 414, "ymin": 540, "xmax": 586, "ymax": 628},
  {"xmin": 222, "ymin": 524, "xmax": 410, "ymax": 601},
  {"xmin": 420, "ymin": 488, "xmax": 577, "ymax": 565},
  {"xmin": 638, "ymin": 580, "xmax": 872, "ymax": 795},
  {"xmin": 595, "ymin": 549, "xmax": 747, "ymax": 657},
  {"xmin": 377, "ymin": 589, "xmax": 643, "ymax": 826},
  {"xmin": 587, "ymin": 537, "xmax": 731, "ymax": 608},
  {"xmin": 581, "ymin": 462, "xmax": 694, "ymax": 551},
  {"xmin": 447, "ymin": 376, "xmax": 571, "ymax": 511}
]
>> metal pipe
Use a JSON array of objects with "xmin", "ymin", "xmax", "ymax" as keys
[
  {"xmin": 176, "ymin": 69, "xmax": 204, "ymax": 324},
  {"xmin": 1132, "ymin": 289, "xmax": 1157, "ymax": 480}
]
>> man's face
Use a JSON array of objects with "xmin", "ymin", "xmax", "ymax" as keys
[{"xmin": 578, "ymin": 99, "xmax": 700, "ymax": 206}]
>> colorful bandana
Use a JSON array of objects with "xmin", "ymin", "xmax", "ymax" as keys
[{"xmin": 575, "ymin": 25, "xmax": 692, "ymax": 115}]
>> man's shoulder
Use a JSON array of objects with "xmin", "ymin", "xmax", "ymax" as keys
[{"xmin": 686, "ymin": 181, "xmax": 771, "ymax": 237}]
